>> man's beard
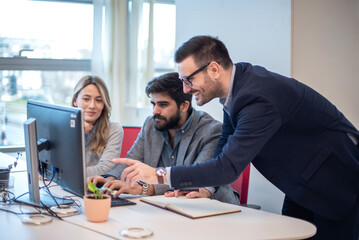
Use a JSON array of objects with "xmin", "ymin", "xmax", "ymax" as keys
[{"xmin": 153, "ymin": 110, "xmax": 181, "ymax": 131}]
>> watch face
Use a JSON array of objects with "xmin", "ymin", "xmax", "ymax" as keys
[{"xmin": 156, "ymin": 167, "xmax": 166, "ymax": 176}]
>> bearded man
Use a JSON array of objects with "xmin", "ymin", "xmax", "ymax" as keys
[{"xmin": 90, "ymin": 72, "xmax": 239, "ymax": 204}]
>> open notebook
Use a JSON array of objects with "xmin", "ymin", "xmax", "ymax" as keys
[{"xmin": 140, "ymin": 196, "xmax": 241, "ymax": 219}]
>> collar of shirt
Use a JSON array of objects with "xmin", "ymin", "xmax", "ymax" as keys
[
  {"xmin": 219, "ymin": 64, "xmax": 236, "ymax": 115},
  {"xmin": 160, "ymin": 110, "xmax": 195, "ymax": 167}
]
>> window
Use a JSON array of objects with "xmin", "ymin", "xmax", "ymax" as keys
[
  {"xmin": 126, "ymin": 0, "xmax": 176, "ymax": 109},
  {"xmin": 0, "ymin": 0, "xmax": 93, "ymax": 146},
  {"xmin": 153, "ymin": 2, "xmax": 176, "ymax": 76},
  {"xmin": 0, "ymin": 0, "xmax": 176, "ymax": 146}
]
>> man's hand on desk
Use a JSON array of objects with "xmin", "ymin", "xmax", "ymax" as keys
[
  {"xmin": 164, "ymin": 188, "xmax": 211, "ymax": 199},
  {"xmin": 103, "ymin": 180, "xmax": 153, "ymax": 198},
  {"xmin": 87, "ymin": 175, "xmax": 116, "ymax": 188},
  {"xmin": 112, "ymin": 158, "xmax": 162, "ymax": 187}
]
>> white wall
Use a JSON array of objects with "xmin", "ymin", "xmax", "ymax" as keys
[
  {"xmin": 291, "ymin": 0, "xmax": 359, "ymax": 127},
  {"xmin": 175, "ymin": 0, "xmax": 291, "ymax": 213}
]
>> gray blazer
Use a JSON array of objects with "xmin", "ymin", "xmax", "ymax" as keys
[{"xmin": 106, "ymin": 110, "xmax": 239, "ymax": 205}]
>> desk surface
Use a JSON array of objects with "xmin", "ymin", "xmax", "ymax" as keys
[
  {"xmin": 0, "ymin": 153, "xmax": 316, "ymax": 240},
  {"xmin": 66, "ymin": 197, "xmax": 316, "ymax": 240}
]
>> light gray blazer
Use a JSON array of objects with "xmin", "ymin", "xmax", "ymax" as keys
[
  {"xmin": 86, "ymin": 122, "xmax": 123, "ymax": 177},
  {"xmin": 106, "ymin": 110, "xmax": 239, "ymax": 205}
]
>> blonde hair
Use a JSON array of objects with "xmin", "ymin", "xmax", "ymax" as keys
[{"xmin": 72, "ymin": 76, "xmax": 111, "ymax": 156}]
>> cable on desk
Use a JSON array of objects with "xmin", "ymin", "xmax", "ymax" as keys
[
  {"xmin": 61, "ymin": 195, "xmax": 82, "ymax": 209},
  {"xmin": 38, "ymin": 175, "xmax": 81, "ymax": 218},
  {"xmin": 6, "ymin": 194, "xmax": 63, "ymax": 220},
  {"xmin": 13, "ymin": 182, "xmax": 80, "ymax": 215},
  {"xmin": 39, "ymin": 164, "xmax": 62, "ymax": 208},
  {"xmin": 40, "ymin": 202, "xmax": 64, "ymax": 220},
  {"xmin": 6, "ymin": 164, "xmax": 80, "ymax": 219},
  {"xmin": 0, "ymin": 189, "xmax": 15, "ymax": 203},
  {"xmin": 0, "ymin": 202, "xmax": 54, "ymax": 218},
  {"xmin": 41, "ymin": 183, "xmax": 81, "ymax": 210},
  {"xmin": 0, "ymin": 207, "xmax": 39, "ymax": 216},
  {"xmin": 11, "ymin": 185, "xmax": 78, "ymax": 219},
  {"xmin": 12, "ymin": 167, "xmax": 56, "ymax": 204}
]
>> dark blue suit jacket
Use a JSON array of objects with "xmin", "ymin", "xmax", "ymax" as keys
[{"xmin": 171, "ymin": 63, "xmax": 359, "ymax": 220}]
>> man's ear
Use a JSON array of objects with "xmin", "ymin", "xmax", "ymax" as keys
[
  {"xmin": 209, "ymin": 61, "xmax": 220, "ymax": 78},
  {"xmin": 180, "ymin": 101, "xmax": 190, "ymax": 113}
]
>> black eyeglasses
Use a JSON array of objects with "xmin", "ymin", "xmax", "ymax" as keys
[{"xmin": 179, "ymin": 62, "xmax": 211, "ymax": 87}]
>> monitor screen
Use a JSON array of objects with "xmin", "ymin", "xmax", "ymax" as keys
[{"xmin": 18, "ymin": 100, "xmax": 86, "ymax": 207}]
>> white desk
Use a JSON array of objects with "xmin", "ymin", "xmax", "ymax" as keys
[
  {"xmin": 65, "ymin": 197, "xmax": 316, "ymax": 240},
  {"xmin": 0, "ymin": 153, "xmax": 316, "ymax": 240},
  {"xmin": 1, "ymin": 211, "xmax": 113, "ymax": 240},
  {"xmin": 0, "ymin": 155, "xmax": 113, "ymax": 240}
]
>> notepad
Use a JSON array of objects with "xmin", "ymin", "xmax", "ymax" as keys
[{"xmin": 140, "ymin": 196, "xmax": 241, "ymax": 219}]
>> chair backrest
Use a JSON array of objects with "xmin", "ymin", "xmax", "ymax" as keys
[
  {"xmin": 231, "ymin": 164, "xmax": 251, "ymax": 204},
  {"xmin": 120, "ymin": 126, "xmax": 251, "ymax": 205},
  {"xmin": 120, "ymin": 126, "xmax": 141, "ymax": 158}
]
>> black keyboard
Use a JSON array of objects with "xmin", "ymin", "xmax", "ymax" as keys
[{"xmin": 110, "ymin": 195, "xmax": 136, "ymax": 207}]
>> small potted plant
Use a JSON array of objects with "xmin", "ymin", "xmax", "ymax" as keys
[{"xmin": 84, "ymin": 182, "xmax": 112, "ymax": 222}]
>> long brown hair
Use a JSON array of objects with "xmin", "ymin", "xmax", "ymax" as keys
[{"xmin": 72, "ymin": 76, "xmax": 111, "ymax": 156}]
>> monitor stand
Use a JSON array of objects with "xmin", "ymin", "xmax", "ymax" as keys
[
  {"xmin": 22, "ymin": 119, "xmax": 73, "ymax": 208},
  {"xmin": 17, "ymin": 189, "xmax": 73, "ymax": 208}
]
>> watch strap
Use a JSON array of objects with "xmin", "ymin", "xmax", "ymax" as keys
[
  {"xmin": 141, "ymin": 183, "xmax": 149, "ymax": 195},
  {"xmin": 137, "ymin": 180, "xmax": 149, "ymax": 195},
  {"xmin": 155, "ymin": 167, "xmax": 167, "ymax": 184},
  {"xmin": 157, "ymin": 175, "xmax": 164, "ymax": 184}
]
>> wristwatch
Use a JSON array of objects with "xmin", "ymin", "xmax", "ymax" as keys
[
  {"xmin": 137, "ymin": 180, "xmax": 149, "ymax": 195},
  {"xmin": 155, "ymin": 167, "xmax": 167, "ymax": 184}
]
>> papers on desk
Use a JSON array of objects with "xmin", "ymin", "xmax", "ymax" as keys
[{"xmin": 140, "ymin": 196, "xmax": 241, "ymax": 219}]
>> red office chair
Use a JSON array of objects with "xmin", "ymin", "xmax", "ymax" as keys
[
  {"xmin": 231, "ymin": 164, "xmax": 261, "ymax": 209},
  {"xmin": 231, "ymin": 164, "xmax": 251, "ymax": 204},
  {"xmin": 120, "ymin": 126, "xmax": 141, "ymax": 158}
]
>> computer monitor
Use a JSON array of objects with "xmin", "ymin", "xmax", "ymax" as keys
[{"xmin": 18, "ymin": 100, "xmax": 86, "ymax": 207}]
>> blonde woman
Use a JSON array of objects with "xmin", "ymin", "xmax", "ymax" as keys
[{"xmin": 72, "ymin": 76, "xmax": 123, "ymax": 177}]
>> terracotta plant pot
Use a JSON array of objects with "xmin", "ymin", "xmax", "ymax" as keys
[{"xmin": 84, "ymin": 194, "xmax": 111, "ymax": 222}]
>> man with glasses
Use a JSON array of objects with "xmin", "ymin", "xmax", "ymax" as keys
[
  {"xmin": 89, "ymin": 72, "xmax": 239, "ymax": 204},
  {"xmin": 117, "ymin": 35, "xmax": 359, "ymax": 240}
]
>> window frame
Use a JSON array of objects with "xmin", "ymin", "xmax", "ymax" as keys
[
  {"xmin": 0, "ymin": 0, "xmax": 95, "ymax": 73},
  {"xmin": 0, "ymin": 0, "xmax": 96, "ymax": 149},
  {"xmin": 0, "ymin": 58, "xmax": 91, "ymax": 71}
]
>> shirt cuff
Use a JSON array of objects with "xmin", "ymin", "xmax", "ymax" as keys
[
  {"xmin": 101, "ymin": 174, "xmax": 117, "ymax": 179},
  {"xmin": 165, "ymin": 167, "xmax": 172, "ymax": 187},
  {"xmin": 204, "ymin": 187, "xmax": 215, "ymax": 195},
  {"xmin": 165, "ymin": 167, "xmax": 213, "ymax": 194}
]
